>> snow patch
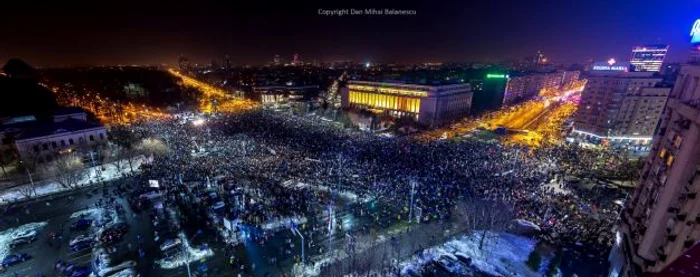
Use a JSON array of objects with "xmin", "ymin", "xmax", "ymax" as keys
[{"xmin": 0, "ymin": 221, "xmax": 48, "ymax": 260}]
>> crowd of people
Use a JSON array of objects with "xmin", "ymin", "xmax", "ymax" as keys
[{"xmin": 122, "ymin": 109, "xmax": 632, "ymax": 270}]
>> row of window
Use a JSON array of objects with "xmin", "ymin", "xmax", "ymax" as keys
[{"xmin": 32, "ymin": 133, "xmax": 105, "ymax": 152}]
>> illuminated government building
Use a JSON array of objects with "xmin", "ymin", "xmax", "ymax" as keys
[{"xmin": 340, "ymin": 81, "xmax": 472, "ymax": 125}]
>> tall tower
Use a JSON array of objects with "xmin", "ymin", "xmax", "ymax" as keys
[
  {"xmin": 273, "ymin": 54, "xmax": 281, "ymax": 65},
  {"xmin": 224, "ymin": 55, "xmax": 232, "ymax": 70},
  {"xmin": 178, "ymin": 55, "xmax": 190, "ymax": 72},
  {"xmin": 292, "ymin": 53, "xmax": 300, "ymax": 65}
]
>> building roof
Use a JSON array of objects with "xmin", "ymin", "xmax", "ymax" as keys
[{"xmin": 15, "ymin": 118, "xmax": 103, "ymax": 141}]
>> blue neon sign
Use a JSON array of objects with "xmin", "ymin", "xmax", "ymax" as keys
[{"xmin": 691, "ymin": 19, "xmax": 700, "ymax": 44}]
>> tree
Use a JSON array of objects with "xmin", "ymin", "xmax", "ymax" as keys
[
  {"xmin": 136, "ymin": 138, "xmax": 170, "ymax": 157},
  {"xmin": 16, "ymin": 183, "xmax": 36, "ymax": 199},
  {"xmin": 43, "ymin": 155, "xmax": 86, "ymax": 189},
  {"xmin": 453, "ymin": 195, "xmax": 514, "ymax": 251},
  {"xmin": 102, "ymin": 145, "xmax": 128, "ymax": 177}
]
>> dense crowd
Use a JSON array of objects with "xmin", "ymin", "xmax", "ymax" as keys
[{"xmin": 126, "ymin": 109, "xmax": 630, "ymax": 266}]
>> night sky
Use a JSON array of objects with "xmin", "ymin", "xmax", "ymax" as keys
[{"xmin": 1, "ymin": 0, "xmax": 699, "ymax": 67}]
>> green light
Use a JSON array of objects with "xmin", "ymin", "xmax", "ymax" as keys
[{"xmin": 486, "ymin": 74, "xmax": 506, "ymax": 79}]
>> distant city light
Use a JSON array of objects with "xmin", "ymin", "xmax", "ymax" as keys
[
  {"xmin": 486, "ymin": 74, "xmax": 507, "ymax": 79},
  {"xmin": 607, "ymin": 58, "xmax": 616, "ymax": 66},
  {"xmin": 365, "ymin": 62, "xmax": 371, "ymax": 68}
]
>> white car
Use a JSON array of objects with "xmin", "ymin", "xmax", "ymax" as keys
[
  {"xmin": 99, "ymin": 261, "xmax": 136, "ymax": 276},
  {"xmin": 160, "ymin": 239, "xmax": 182, "ymax": 251},
  {"xmin": 11, "ymin": 230, "xmax": 37, "ymax": 240},
  {"xmin": 105, "ymin": 268, "xmax": 135, "ymax": 277},
  {"xmin": 70, "ymin": 235, "xmax": 95, "ymax": 246}
]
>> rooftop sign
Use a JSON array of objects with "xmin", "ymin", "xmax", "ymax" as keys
[
  {"xmin": 691, "ymin": 19, "xmax": 700, "ymax": 44},
  {"xmin": 486, "ymin": 74, "xmax": 508, "ymax": 79}
]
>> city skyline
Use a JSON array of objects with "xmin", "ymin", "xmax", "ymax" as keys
[{"xmin": 1, "ymin": 0, "xmax": 699, "ymax": 67}]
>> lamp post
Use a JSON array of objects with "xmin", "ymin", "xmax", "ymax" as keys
[
  {"xmin": 291, "ymin": 226, "xmax": 305, "ymax": 264},
  {"xmin": 409, "ymin": 178, "xmax": 417, "ymax": 223}
]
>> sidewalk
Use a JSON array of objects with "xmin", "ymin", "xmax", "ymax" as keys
[{"xmin": 0, "ymin": 157, "xmax": 144, "ymax": 205}]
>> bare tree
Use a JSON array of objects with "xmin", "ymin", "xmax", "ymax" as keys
[
  {"xmin": 16, "ymin": 183, "xmax": 36, "ymax": 199},
  {"xmin": 453, "ymin": 195, "xmax": 514, "ymax": 251},
  {"xmin": 102, "ymin": 145, "xmax": 128, "ymax": 177},
  {"xmin": 43, "ymin": 155, "xmax": 86, "ymax": 189},
  {"xmin": 136, "ymin": 138, "xmax": 170, "ymax": 157}
]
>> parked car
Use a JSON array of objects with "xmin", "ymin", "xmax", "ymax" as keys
[
  {"xmin": 12, "ymin": 229, "xmax": 37, "ymax": 240},
  {"xmin": 70, "ymin": 219, "xmax": 93, "ymax": 231},
  {"xmin": 99, "ymin": 261, "xmax": 136, "ymax": 277},
  {"xmin": 9, "ymin": 236, "xmax": 36, "ymax": 248},
  {"xmin": 434, "ymin": 254, "xmax": 463, "ymax": 274},
  {"xmin": 105, "ymin": 268, "xmax": 135, "ymax": 277},
  {"xmin": 1, "ymin": 253, "xmax": 31, "ymax": 269},
  {"xmin": 70, "ymin": 235, "xmax": 95, "ymax": 246},
  {"xmin": 160, "ymin": 238, "xmax": 182, "ymax": 251},
  {"xmin": 70, "ymin": 240, "xmax": 93, "ymax": 252},
  {"xmin": 454, "ymin": 253, "xmax": 472, "ymax": 267}
]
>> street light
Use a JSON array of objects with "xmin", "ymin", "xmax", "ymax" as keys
[
  {"xmin": 291, "ymin": 224, "xmax": 305, "ymax": 264},
  {"xmin": 409, "ymin": 178, "xmax": 417, "ymax": 223}
]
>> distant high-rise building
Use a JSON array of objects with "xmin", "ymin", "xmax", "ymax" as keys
[
  {"xmin": 224, "ymin": 55, "xmax": 232, "ymax": 70},
  {"xmin": 273, "ymin": 54, "xmax": 281, "ymax": 65},
  {"xmin": 503, "ymin": 72, "xmax": 563, "ymax": 105},
  {"xmin": 178, "ymin": 55, "xmax": 190, "ymax": 72},
  {"xmin": 292, "ymin": 53, "xmax": 299, "ymax": 65},
  {"xmin": 609, "ymin": 64, "xmax": 700, "ymax": 277},
  {"xmin": 630, "ymin": 45, "xmax": 669, "ymax": 72}
]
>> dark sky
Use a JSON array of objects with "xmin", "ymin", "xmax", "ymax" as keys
[{"xmin": 1, "ymin": 0, "xmax": 699, "ymax": 67}]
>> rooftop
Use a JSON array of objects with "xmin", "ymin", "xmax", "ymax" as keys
[{"xmin": 15, "ymin": 118, "xmax": 103, "ymax": 141}]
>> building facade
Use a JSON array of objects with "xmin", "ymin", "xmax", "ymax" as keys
[
  {"xmin": 630, "ymin": 45, "xmax": 669, "ymax": 72},
  {"xmin": 610, "ymin": 64, "xmax": 700, "ymax": 276},
  {"xmin": 340, "ymin": 81, "xmax": 472, "ymax": 125},
  {"xmin": 504, "ymin": 72, "xmax": 564, "ymax": 105},
  {"xmin": 572, "ymin": 70, "xmax": 669, "ymax": 147},
  {"xmin": 14, "ymin": 118, "xmax": 107, "ymax": 166}
]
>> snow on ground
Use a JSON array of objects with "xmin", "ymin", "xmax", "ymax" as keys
[
  {"xmin": 281, "ymin": 180, "xmax": 370, "ymax": 203},
  {"xmin": 260, "ymin": 216, "xmax": 307, "ymax": 231},
  {"xmin": 0, "ymin": 221, "xmax": 48, "ymax": 260},
  {"xmin": 399, "ymin": 231, "xmax": 559, "ymax": 277},
  {"xmin": 157, "ymin": 232, "xmax": 214, "ymax": 269},
  {"xmin": 70, "ymin": 207, "xmax": 120, "ymax": 233},
  {"xmin": 0, "ymin": 158, "xmax": 144, "ymax": 204}
]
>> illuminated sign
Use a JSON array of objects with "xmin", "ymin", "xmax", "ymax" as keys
[
  {"xmin": 486, "ymin": 74, "xmax": 508, "ymax": 79},
  {"xmin": 691, "ymin": 19, "xmax": 700, "ymax": 44},
  {"xmin": 592, "ymin": 61, "xmax": 629, "ymax": 72},
  {"xmin": 592, "ymin": 65, "xmax": 627, "ymax": 71}
]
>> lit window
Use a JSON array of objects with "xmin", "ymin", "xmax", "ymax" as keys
[
  {"xmin": 666, "ymin": 155, "xmax": 674, "ymax": 167},
  {"xmin": 659, "ymin": 148, "xmax": 666, "ymax": 158}
]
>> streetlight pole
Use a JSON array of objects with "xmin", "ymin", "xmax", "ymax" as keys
[
  {"xmin": 292, "ymin": 227, "xmax": 305, "ymax": 264},
  {"xmin": 409, "ymin": 179, "xmax": 417, "ymax": 223}
]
